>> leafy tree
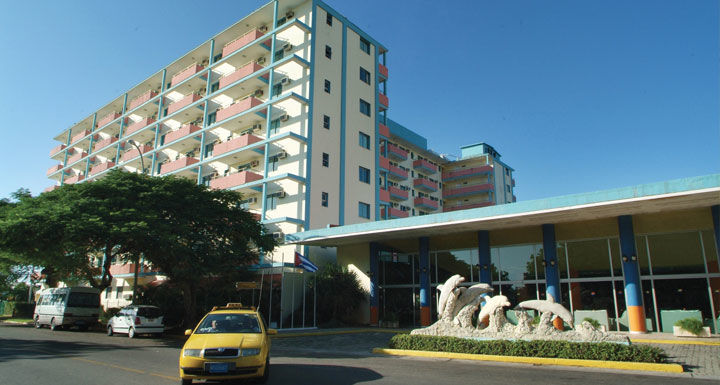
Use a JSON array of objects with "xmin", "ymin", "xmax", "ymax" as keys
[{"xmin": 310, "ymin": 264, "xmax": 366, "ymax": 326}]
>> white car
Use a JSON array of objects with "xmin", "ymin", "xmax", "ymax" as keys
[{"xmin": 107, "ymin": 305, "xmax": 164, "ymax": 338}]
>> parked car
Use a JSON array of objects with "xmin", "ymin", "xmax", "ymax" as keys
[
  {"xmin": 179, "ymin": 303, "xmax": 276, "ymax": 384},
  {"xmin": 107, "ymin": 305, "xmax": 164, "ymax": 338},
  {"xmin": 34, "ymin": 287, "xmax": 100, "ymax": 331}
]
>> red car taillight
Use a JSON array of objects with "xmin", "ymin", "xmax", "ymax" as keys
[{"xmin": 135, "ymin": 317, "xmax": 141, "ymax": 325}]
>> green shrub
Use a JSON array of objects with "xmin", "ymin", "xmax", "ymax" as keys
[
  {"xmin": 582, "ymin": 317, "xmax": 601, "ymax": 329},
  {"xmin": 674, "ymin": 318, "xmax": 704, "ymax": 336},
  {"xmin": 12, "ymin": 302, "xmax": 34, "ymax": 318},
  {"xmin": 388, "ymin": 334, "xmax": 667, "ymax": 363}
]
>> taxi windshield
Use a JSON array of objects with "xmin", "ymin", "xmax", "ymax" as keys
[{"xmin": 195, "ymin": 313, "xmax": 261, "ymax": 334}]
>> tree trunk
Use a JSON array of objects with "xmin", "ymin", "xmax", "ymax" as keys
[{"xmin": 181, "ymin": 282, "xmax": 197, "ymax": 329}]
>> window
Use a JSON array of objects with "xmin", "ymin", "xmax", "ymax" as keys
[
  {"xmin": 326, "ymin": 12, "xmax": 333, "ymax": 26},
  {"xmin": 358, "ymin": 202, "xmax": 370, "ymax": 219},
  {"xmin": 321, "ymin": 192, "xmax": 329, "ymax": 207},
  {"xmin": 325, "ymin": 45, "xmax": 332, "ymax": 59},
  {"xmin": 359, "ymin": 166, "xmax": 370, "ymax": 183},
  {"xmin": 322, "ymin": 153, "xmax": 329, "ymax": 167},
  {"xmin": 210, "ymin": 82, "xmax": 220, "ymax": 93},
  {"xmin": 324, "ymin": 79, "xmax": 331, "ymax": 93},
  {"xmin": 274, "ymin": 49, "xmax": 284, "ymax": 61},
  {"xmin": 206, "ymin": 111, "xmax": 217, "ymax": 126},
  {"xmin": 506, "ymin": 185, "xmax": 511, "ymax": 193},
  {"xmin": 115, "ymin": 286, "xmax": 122, "ymax": 299},
  {"xmin": 275, "ymin": 16, "xmax": 286, "ymax": 27},
  {"xmin": 359, "ymin": 99, "xmax": 371, "ymax": 116},
  {"xmin": 204, "ymin": 142, "xmax": 214, "ymax": 158},
  {"xmin": 272, "ymin": 83, "xmax": 282, "ymax": 96},
  {"xmin": 359, "ymin": 37, "xmax": 370, "ymax": 54},
  {"xmin": 266, "ymin": 194, "xmax": 278, "ymax": 210},
  {"xmin": 359, "ymin": 132, "xmax": 370, "ymax": 149},
  {"xmin": 323, "ymin": 115, "xmax": 330, "ymax": 129},
  {"xmin": 269, "ymin": 117, "xmax": 282, "ymax": 135},
  {"xmin": 268, "ymin": 156, "xmax": 278, "ymax": 172},
  {"xmin": 359, "ymin": 67, "xmax": 370, "ymax": 84},
  {"xmin": 213, "ymin": 53, "xmax": 223, "ymax": 63}
]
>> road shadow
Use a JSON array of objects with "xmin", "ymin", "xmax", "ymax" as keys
[
  {"xmin": 266, "ymin": 363, "xmax": 382, "ymax": 384},
  {"xmin": 0, "ymin": 336, "xmax": 141, "ymax": 363}
]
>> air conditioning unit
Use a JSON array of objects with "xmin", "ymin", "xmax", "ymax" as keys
[
  {"xmin": 277, "ymin": 150, "xmax": 287, "ymax": 159},
  {"xmin": 272, "ymin": 232, "xmax": 284, "ymax": 240},
  {"xmin": 282, "ymin": 43, "xmax": 293, "ymax": 52},
  {"xmin": 280, "ymin": 114, "xmax": 289, "ymax": 122},
  {"xmin": 285, "ymin": 11, "xmax": 295, "ymax": 19},
  {"xmin": 277, "ymin": 191, "xmax": 287, "ymax": 198},
  {"xmin": 250, "ymin": 160, "xmax": 260, "ymax": 167},
  {"xmin": 258, "ymin": 25, "xmax": 268, "ymax": 33},
  {"xmin": 251, "ymin": 123, "xmax": 262, "ymax": 131},
  {"xmin": 253, "ymin": 89, "xmax": 264, "ymax": 97},
  {"xmin": 256, "ymin": 56, "xmax": 266, "ymax": 65},
  {"xmin": 280, "ymin": 77, "xmax": 291, "ymax": 85}
]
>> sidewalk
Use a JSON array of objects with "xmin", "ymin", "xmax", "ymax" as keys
[{"xmin": 628, "ymin": 332, "xmax": 720, "ymax": 379}]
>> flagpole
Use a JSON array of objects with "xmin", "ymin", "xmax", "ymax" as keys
[
  {"xmin": 291, "ymin": 269, "xmax": 295, "ymax": 328},
  {"xmin": 302, "ymin": 271, "xmax": 306, "ymax": 328},
  {"xmin": 280, "ymin": 259, "xmax": 285, "ymax": 329},
  {"xmin": 313, "ymin": 271, "xmax": 317, "ymax": 328}
]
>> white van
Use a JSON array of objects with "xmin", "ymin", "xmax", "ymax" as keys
[{"xmin": 33, "ymin": 287, "xmax": 101, "ymax": 331}]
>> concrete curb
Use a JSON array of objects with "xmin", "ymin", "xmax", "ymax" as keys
[
  {"xmin": 631, "ymin": 338, "xmax": 720, "ymax": 346},
  {"xmin": 372, "ymin": 348, "xmax": 685, "ymax": 374},
  {"xmin": 271, "ymin": 328, "xmax": 407, "ymax": 338}
]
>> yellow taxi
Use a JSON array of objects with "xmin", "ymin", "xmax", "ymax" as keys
[{"xmin": 179, "ymin": 303, "xmax": 276, "ymax": 384}]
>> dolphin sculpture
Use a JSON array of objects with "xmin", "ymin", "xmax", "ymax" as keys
[
  {"xmin": 515, "ymin": 293, "xmax": 573, "ymax": 326},
  {"xmin": 436, "ymin": 274, "xmax": 465, "ymax": 316},
  {"xmin": 452, "ymin": 283, "xmax": 493, "ymax": 319},
  {"xmin": 476, "ymin": 294, "xmax": 510, "ymax": 325}
]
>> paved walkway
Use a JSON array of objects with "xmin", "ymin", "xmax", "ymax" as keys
[{"xmin": 629, "ymin": 332, "xmax": 720, "ymax": 379}]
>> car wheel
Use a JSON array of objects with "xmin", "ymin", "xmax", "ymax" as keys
[
  {"xmin": 50, "ymin": 318, "xmax": 60, "ymax": 331},
  {"xmin": 107, "ymin": 326, "xmax": 114, "ymax": 336},
  {"xmin": 258, "ymin": 356, "xmax": 270, "ymax": 384},
  {"xmin": 34, "ymin": 317, "xmax": 41, "ymax": 329},
  {"xmin": 180, "ymin": 379, "xmax": 192, "ymax": 385},
  {"xmin": 128, "ymin": 327, "xmax": 135, "ymax": 338}
]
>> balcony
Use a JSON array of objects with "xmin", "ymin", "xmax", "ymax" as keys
[
  {"xmin": 46, "ymin": 164, "xmax": 63, "ymax": 176},
  {"xmin": 66, "ymin": 151, "xmax": 88, "ymax": 164},
  {"xmin": 378, "ymin": 92, "xmax": 389, "ymax": 109},
  {"xmin": 512, "ymin": 178, "xmax": 516, "ymax": 187},
  {"xmin": 378, "ymin": 63, "xmax": 388, "ymax": 78},
  {"xmin": 386, "ymin": 143, "xmax": 408, "ymax": 161},
  {"xmin": 378, "ymin": 123, "xmax": 390, "ymax": 138},
  {"xmin": 92, "ymin": 136, "xmax": 118, "ymax": 152},
  {"xmin": 167, "ymin": 93, "xmax": 202, "ymax": 115},
  {"xmin": 50, "ymin": 144, "xmax": 66, "ymax": 156},
  {"xmin": 128, "ymin": 90, "xmax": 158, "ymax": 111},
  {"xmin": 413, "ymin": 159, "xmax": 437, "ymax": 174},
  {"xmin": 379, "ymin": 156, "xmax": 408, "ymax": 181},
  {"xmin": 43, "ymin": 185, "xmax": 59, "ymax": 193},
  {"xmin": 124, "ymin": 117, "xmax": 156, "ymax": 136},
  {"xmin": 443, "ymin": 201, "xmax": 494, "ymax": 212},
  {"xmin": 222, "ymin": 29, "xmax": 265, "ymax": 58},
  {"xmin": 97, "ymin": 113, "xmax": 121, "ymax": 129},
  {"xmin": 382, "ymin": 207, "xmax": 409, "ymax": 219},
  {"xmin": 213, "ymin": 134, "xmax": 263, "ymax": 157},
  {"xmin": 71, "ymin": 130, "xmax": 91, "ymax": 144},
  {"xmin": 171, "ymin": 64, "xmax": 205, "ymax": 87},
  {"xmin": 379, "ymin": 188, "xmax": 390, "ymax": 202},
  {"xmin": 216, "ymin": 97, "xmax": 263, "ymax": 122},
  {"xmin": 160, "ymin": 157, "xmax": 199, "ymax": 174},
  {"xmin": 209, "ymin": 170, "xmax": 263, "ymax": 190},
  {"xmin": 89, "ymin": 161, "xmax": 115, "ymax": 176},
  {"xmin": 64, "ymin": 174, "xmax": 84, "ymax": 184},
  {"xmin": 164, "ymin": 124, "xmax": 201, "ymax": 145},
  {"xmin": 219, "ymin": 62, "xmax": 265, "ymax": 89},
  {"xmin": 443, "ymin": 183, "xmax": 494, "ymax": 199},
  {"xmin": 414, "ymin": 196, "xmax": 439, "ymax": 211},
  {"xmin": 388, "ymin": 185, "xmax": 408, "ymax": 201},
  {"xmin": 121, "ymin": 144, "xmax": 153, "ymax": 163},
  {"xmin": 413, "ymin": 178, "xmax": 438, "ymax": 193},
  {"xmin": 442, "ymin": 165, "xmax": 493, "ymax": 181}
]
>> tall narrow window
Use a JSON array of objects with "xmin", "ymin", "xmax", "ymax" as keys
[
  {"xmin": 359, "ymin": 37, "xmax": 371, "ymax": 54},
  {"xmin": 325, "ymin": 45, "xmax": 332, "ymax": 59},
  {"xmin": 359, "ymin": 132, "xmax": 370, "ymax": 149},
  {"xmin": 326, "ymin": 13, "xmax": 333, "ymax": 26},
  {"xmin": 324, "ymin": 79, "xmax": 331, "ymax": 93},
  {"xmin": 358, "ymin": 202, "xmax": 370, "ymax": 219},
  {"xmin": 359, "ymin": 99, "xmax": 371, "ymax": 116},
  {"xmin": 321, "ymin": 192, "xmax": 329, "ymax": 207},
  {"xmin": 322, "ymin": 153, "xmax": 329, "ymax": 167},
  {"xmin": 323, "ymin": 115, "xmax": 330, "ymax": 129},
  {"xmin": 359, "ymin": 166, "xmax": 370, "ymax": 183},
  {"xmin": 359, "ymin": 67, "xmax": 371, "ymax": 84}
]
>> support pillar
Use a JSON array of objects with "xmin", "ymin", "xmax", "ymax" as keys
[
  {"xmin": 477, "ymin": 231, "xmax": 491, "ymax": 284},
  {"xmin": 419, "ymin": 237, "xmax": 431, "ymax": 326},
  {"xmin": 369, "ymin": 242, "xmax": 380, "ymax": 325},
  {"xmin": 542, "ymin": 224, "xmax": 564, "ymax": 330},
  {"xmin": 710, "ymin": 206, "xmax": 720, "ymax": 328},
  {"xmin": 618, "ymin": 215, "xmax": 647, "ymax": 333}
]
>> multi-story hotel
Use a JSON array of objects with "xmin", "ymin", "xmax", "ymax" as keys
[{"xmin": 45, "ymin": 0, "xmax": 515, "ymax": 323}]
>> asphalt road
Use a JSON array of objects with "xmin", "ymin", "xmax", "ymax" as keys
[{"xmin": 0, "ymin": 324, "xmax": 714, "ymax": 385}]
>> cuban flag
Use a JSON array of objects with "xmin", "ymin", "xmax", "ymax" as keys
[{"xmin": 294, "ymin": 252, "xmax": 318, "ymax": 273}]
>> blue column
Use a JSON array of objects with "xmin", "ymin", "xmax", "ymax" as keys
[
  {"xmin": 712, "ymin": 206, "xmax": 720, "ymax": 261},
  {"xmin": 369, "ymin": 242, "xmax": 380, "ymax": 325},
  {"xmin": 618, "ymin": 215, "xmax": 647, "ymax": 333},
  {"xmin": 542, "ymin": 224, "xmax": 564, "ymax": 329},
  {"xmin": 477, "ymin": 230, "xmax": 491, "ymax": 284},
  {"xmin": 419, "ymin": 237, "xmax": 431, "ymax": 325}
]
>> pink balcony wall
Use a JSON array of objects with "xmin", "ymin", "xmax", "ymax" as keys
[
  {"xmin": 89, "ymin": 161, "xmax": 115, "ymax": 176},
  {"xmin": 64, "ymin": 174, "xmax": 85, "ymax": 184},
  {"xmin": 93, "ymin": 136, "xmax": 118, "ymax": 151},
  {"xmin": 379, "ymin": 189, "xmax": 390, "ymax": 202},
  {"xmin": 213, "ymin": 134, "xmax": 263, "ymax": 157},
  {"xmin": 44, "ymin": 185, "xmax": 60, "ymax": 193},
  {"xmin": 121, "ymin": 145, "xmax": 153, "ymax": 163},
  {"xmin": 387, "ymin": 207, "xmax": 409, "ymax": 218},
  {"xmin": 222, "ymin": 29, "xmax": 264, "ymax": 58},
  {"xmin": 413, "ymin": 178, "xmax": 438, "ymax": 191},
  {"xmin": 378, "ymin": 123, "xmax": 390, "ymax": 137},
  {"xmin": 219, "ymin": 62, "xmax": 264, "ymax": 89},
  {"xmin": 378, "ymin": 63, "xmax": 389, "ymax": 78},
  {"xmin": 66, "ymin": 151, "xmax": 88, "ymax": 164},
  {"xmin": 443, "ymin": 201, "xmax": 494, "ymax": 212},
  {"xmin": 379, "ymin": 156, "xmax": 390, "ymax": 170},
  {"xmin": 414, "ymin": 196, "xmax": 439, "ymax": 210},
  {"xmin": 413, "ymin": 158, "xmax": 438, "ymax": 173},
  {"xmin": 97, "ymin": 113, "xmax": 121, "ymax": 129},
  {"xmin": 46, "ymin": 164, "xmax": 63, "ymax": 176},
  {"xmin": 164, "ymin": 124, "xmax": 201, "ymax": 144},
  {"xmin": 388, "ymin": 185, "xmax": 408, "ymax": 200},
  {"xmin": 442, "ymin": 165, "xmax": 493, "ymax": 180},
  {"xmin": 387, "ymin": 143, "xmax": 408, "ymax": 160},
  {"xmin": 171, "ymin": 64, "xmax": 205, "ymax": 87},
  {"xmin": 127, "ymin": 90, "xmax": 158, "ymax": 111},
  {"xmin": 124, "ymin": 118, "xmax": 156, "ymax": 136},
  {"xmin": 378, "ymin": 93, "xmax": 389, "ymax": 108},
  {"xmin": 71, "ymin": 130, "xmax": 91, "ymax": 144},
  {"xmin": 209, "ymin": 171, "xmax": 263, "ymax": 190},
  {"xmin": 216, "ymin": 97, "xmax": 263, "ymax": 122},
  {"xmin": 443, "ymin": 183, "xmax": 495, "ymax": 198},
  {"xmin": 167, "ymin": 93, "xmax": 202, "ymax": 115},
  {"xmin": 160, "ymin": 157, "xmax": 199, "ymax": 174},
  {"xmin": 50, "ymin": 144, "xmax": 66, "ymax": 156}
]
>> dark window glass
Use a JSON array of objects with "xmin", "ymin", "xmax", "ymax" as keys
[
  {"xmin": 359, "ymin": 67, "xmax": 370, "ymax": 84},
  {"xmin": 326, "ymin": 13, "xmax": 332, "ymax": 26},
  {"xmin": 322, "ymin": 153, "xmax": 329, "ymax": 167},
  {"xmin": 359, "ymin": 166, "xmax": 370, "ymax": 183},
  {"xmin": 359, "ymin": 99, "xmax": 371, "ymax": 116},
  {"xmin": 358, "ymin": 202, "xmax": 370, "ymax": 218},
  {"xmin": 359, "ymin": 132, "xmax": 370, "ymax": 149},
  {"xmin": 321, "ymin": 192, "xmax": 329, "ymax": 207},
  {"xmin": 67, "ymin": 292, "xmax": 100, "ymax": 308},
  {"xmin": 325, "ymin": 45, "xmax": 332, "ymax": 59},
  {"xmin": 324, "ymin": 79, "xmax": 331, "ymax": 93},
  {"xmin": 359, "ymin": 37, "xmax": 370, "ymax": 54},
  {"xmin": 323, "ymin": 115, "xmax": 330, "ymax": 129}
]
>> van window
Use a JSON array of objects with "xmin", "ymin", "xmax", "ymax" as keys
[
  {"xmin": 67, "ymin": 292, "xmax": 100, "ymax": 308},
  {"xmin": 50, "ymin": 294, "xmax": 65, "ymax": 305},
  {"xmin": 137, "ymin": 307, "xmax": 163, "ymax": 318}
]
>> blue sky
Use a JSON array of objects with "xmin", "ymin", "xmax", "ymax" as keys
[{"xmin": 0, "ymin": 0, "xmax": 717, "ymax": 201}]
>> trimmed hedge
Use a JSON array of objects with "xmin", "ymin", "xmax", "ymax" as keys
[
  {"xmin": 388, "ymin": 334, "xmax": 666, "ymax": 363},
  {"xmin": 1, "ymin": 301, "xmax": 35, "ymax": 318}
]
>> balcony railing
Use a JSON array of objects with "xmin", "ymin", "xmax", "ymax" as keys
[
  {"xmin": 209, "ymin": 170, "xmax": 263, "ymax": 190},
  {"xmin": 443, "ymin": 201, "xmax": 494, "ymax": 212},
  {"xmin": 97, "ymin": 113, "xmax": 121, "ymax": 129},
  {"xmin": 171, "ymin": 64, "xmax": 204, "ymax": 87},
  {"xmin": 164, "ymin": 124, "xmax": 201, "ymax": 145},
  {"xmin": 92, "ymin": 136, "xmax": 118, "ymax": 152},
  {"xmin": 388, "ymin": 185, "xmax": 408, "ymax": 200},
  {"xmin": 443, "ymin": 183, "xmax": 494, "ymax": 199},
  {"xmin": 216, "ymin": 97, "xmax": 263, "ymax": 122},
  {"xmin": 219, "ymin": 62, "xmax": 265, "ymax": 89},
  {"xmin": 160, "ymin": 157, "xmax": 199, "ymax": 174},
  {"xmin": 414, "ymin": 196, "xmax": 439, "ymax": 211},
  {"xmin": 43, "ymin": 185, "xmax": 60, "ymax": 193},
  {"xmin": 127, "ymin": 90, "xmax": 158, "ymax": 111},
  {"xmin": 46, "ymin": 164, "xmax": 63, "ymax": 176},
  {"xmin": 386, "ymin": 143, "xmax": 408, "ymax": 161},
  {"xmin": 378, "ymin": 92, "xmax": 389, "ymax": 109},
  {"xmin": 124, "ymin": 117, "xmax": 156, "ymax": 136},
  {"xmin": 378, "ymin": 123, "xmax": 390, "ymax": 137},
  {"xmin": 387, "ymin": 164, "xmax": 408, "ymax": 180},
  {"xmin": 378, "ymin": 63, "xmax": 388, "ymax": 78},
  {"xmin": 413, "ymin": 159, "xmax": 438, "ymax": 174},
  {"xmin": 213, "ymin": 134, "xmax": 263, "ymax": 157},
  {"xmin": 66, "ymin": 151, "xmax": 88, "ymax": 164},
  {"xmin": 222, "ymin": 29, "xmax": 265, "ymax": 58},
  {"xmin": 167, "ymin": 93, "xmax": 202, "ymax": 115},
  {"xmin": 71, "ymin": 130, "xmax": 91, "ymax": 144},
  {"xmin": 121, "ymin": 145, "xmax": 153, "ymax": 163},
  {"xmin": 89, "ymin": 161, "xmax": 115, "ymax": 176},
  {"xmin": 442, "ymin": 165, "xmax": 493, "ymax": 181},
  {"xmin": 382, "ymin": 207, "xmax": 409, "ymax": 219},
  {"xmin": 64, "ymin": 174, "xmax": 84, "ymax": 184},
  {"xmin": 379, "ymin": 188, "xmax": 390, "ymax": 202},
  {"xmin": 413, "ymin": 178, "xmax": 438, "ymax": 192},
  {"xmin": 50, "ymin": 144, "xmax": 66, "ymax": 156}
]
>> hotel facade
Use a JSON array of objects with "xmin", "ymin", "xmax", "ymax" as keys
[{"xmin": 45, "ymin": 0, "xmax": 516, "ymax": 323}]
